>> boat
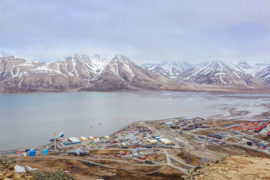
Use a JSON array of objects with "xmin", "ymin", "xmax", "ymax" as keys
[{"xmin": 50, "ymin": 132, "xmax": 64, "ymax": 141}]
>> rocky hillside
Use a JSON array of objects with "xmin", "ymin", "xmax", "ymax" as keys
[
  {"xmin": 187, "ymin": 156, "xmax": 270, "ymax": 180},
  {"xmin": 0, "ymin": 156, "xmax": 74, "ymax": 180},
  {"xmin": 0, "ymin": 55, "xmax": 171, "ymax": 93}
]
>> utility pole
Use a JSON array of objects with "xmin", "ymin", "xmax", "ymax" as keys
[{"xmin": 54, "ymin": 132, "xmax": 57, "ymax": 152}]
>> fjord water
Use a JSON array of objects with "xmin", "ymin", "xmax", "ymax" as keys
[{"xmin": 0, "ymin": 91, "xmax": 269, "ymax": 150}]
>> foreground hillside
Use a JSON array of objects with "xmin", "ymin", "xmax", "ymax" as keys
[{"xmin": 188, "ymin": 156, "xmax": 270, "ymax": 180}]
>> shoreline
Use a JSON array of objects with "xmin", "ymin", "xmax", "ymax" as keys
[
  {"xmin": 1, "ymin": 88, "xmax": 270, "ymax": 97},
  {"xmin": 1, "ymin": 84, "xmax": 270, "ymax": 95}
]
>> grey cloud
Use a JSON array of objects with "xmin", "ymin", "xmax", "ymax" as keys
[{"xmin": 0, "ymin": 0, "xmax": 269, "ymax": 63}]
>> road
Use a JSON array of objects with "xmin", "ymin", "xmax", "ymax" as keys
[{"xmin": 163, "ymin": 149, "xmax": 191, "ymax": 176}]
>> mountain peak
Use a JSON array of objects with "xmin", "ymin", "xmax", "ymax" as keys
[
  {"xmin": 73, "ymin": 53, "xmax": 89, "ymax": 59},
  {"xmin": 208, "ymin": 60, "xmax": 224, "ymax": 64},
  {"xmin": 142, "ymin": 61, "xmax": 193, "ymax": 79},
  {"xmin": 205, "ymin": 60, "xmax": 232, "ymax": 68},
  {"xmin": 238, "ymin": 61, "xmax": 252, "ymax": 69},
  {"xmin": 112, "ymin": 54, "xmax": 130, "ymax": 61}
]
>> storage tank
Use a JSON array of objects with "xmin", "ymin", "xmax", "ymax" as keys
[{"xmin": 29, "ymin": 150, "xmax": 36, "ymax": 157}]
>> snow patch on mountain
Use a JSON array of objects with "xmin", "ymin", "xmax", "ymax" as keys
[
  {"xmin": 256, "ymin": 65, "xmax": 270, "ymax": 83},
  {"xmin": 142, "ymin": 62, "xmax": 193, "ymax": 79},
  {"xmin": 183, "ymin": 60, "xmax": 244, "ymax": 83},
  {"xmin": 236, "ymin": 62, "xmax": 268, "ymax": 76}
]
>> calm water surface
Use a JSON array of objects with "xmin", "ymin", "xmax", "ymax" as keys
[{"xmin": 0, "ymin": 91, "xmax": 269, "ymax": 150}]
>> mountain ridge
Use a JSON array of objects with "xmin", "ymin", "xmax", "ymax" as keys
[
  {"xmin": 0, "ymin": 55, "xmax": 172, "ymax": 93},
  {"xmin": 1, "ymin": 55, "xmax": 270, "ymax": 93},
  {"xmin": 143, "ymin": 60, "xmax": 269, "ymax": 87}
]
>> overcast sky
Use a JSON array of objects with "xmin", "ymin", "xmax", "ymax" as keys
[{"xmin": 0, "ymin": 0, "xmax": 270, "ymax": 64}]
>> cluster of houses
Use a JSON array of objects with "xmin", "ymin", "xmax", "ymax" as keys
[{"xmin": 160, "ymin": 119, "xmax": 209, "ymax": 131}]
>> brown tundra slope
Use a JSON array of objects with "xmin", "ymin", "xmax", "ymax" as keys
[{"xmin": 188, "ymin": 156, "xmax": 270, "ymax": 180}]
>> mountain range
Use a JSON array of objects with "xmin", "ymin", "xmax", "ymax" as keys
[
  {"xmin": 143, "ymin": 61, "xmax": 270, "ymax": 87},
  {"xmin": 0, "ymin": 54, "xmax": 172, "ymax": 93},
  {"xmin": 0, "ymin": 54, "xmax": 270, "ymax": 93}
]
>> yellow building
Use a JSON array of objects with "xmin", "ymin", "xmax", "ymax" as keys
[
  {"xmin": 147, "ymin": 139, "xmax": 158, "ymax": 144},
  {"xmin": 80, "ymin": 136, "xmax": 89, "ymax": 142}
]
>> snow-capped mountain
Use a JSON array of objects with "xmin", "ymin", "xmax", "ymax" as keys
[
  {"xmin": 256, "ymin": 65, "xmax": 270, "ymax": 83},
  {"xmin": 142, "ymin": 62, "xmax": 193, "ymax": 79},
  {"xmin": 143, "ymin": 60, "xmax": 266, "ymax": 86},
  {"xmin": 237, "ymin": 62, "xmax": 268, "ymax": 76},
  {"xmin": 0, "ymin": 55, "xmax": 168, "ymax": 92},
  {"xmin": 1, "ymin": 55, "xmax": 270, "ymax": 93},
  {"xmin": 181, "ymin": 60, "xmax": 255, "ymax": 85},
  {"xmin": 237, "ymin": 61, "xmax": 252, "ymax": 69}
]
